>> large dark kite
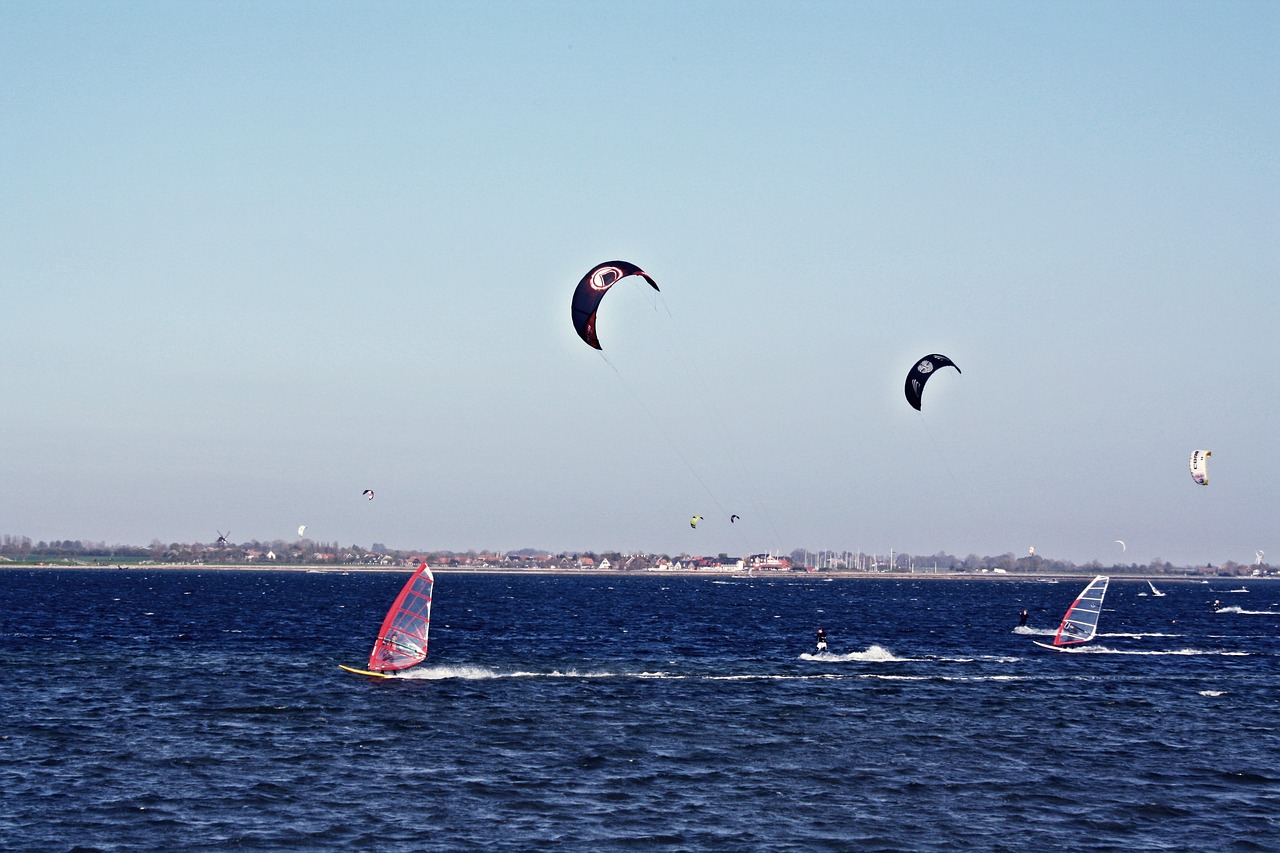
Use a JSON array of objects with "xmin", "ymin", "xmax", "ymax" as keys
[
  {"xmin": 904, "ymin": 354, "xmax": 960, "ymax": 411},
  {"xmin": 570, "ymin": 260, "xmax": 659, "ymax": 350}
]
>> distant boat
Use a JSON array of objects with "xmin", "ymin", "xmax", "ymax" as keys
[
  {"xmin": 339, "ymin": 561, "xmax": 434, "ymax": 678},
  {"xmin": 1147, "ymin": 580, "xmax": 1165, "ymax": 597},
  {"xmin": 1035, "ymin": 575, "xmax": 1109, "ymax": 651}
]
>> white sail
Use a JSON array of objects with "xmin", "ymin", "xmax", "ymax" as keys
[
  {"xmin": 1147, "ymin": 580, "xmax": 1165, "ymax": 597},
  {"xmin": 1189, "ymin": 450, "xmax": 1211, "ymax": 486}
]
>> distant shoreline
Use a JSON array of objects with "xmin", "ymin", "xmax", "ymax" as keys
[{"xmin": 0, "ymin": 563, "xmax": 1259, "ymax": 583}]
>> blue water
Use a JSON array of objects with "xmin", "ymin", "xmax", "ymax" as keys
[{"xmin": 3, "ymin": 570, "xmax": 1278, "ymax": 852}]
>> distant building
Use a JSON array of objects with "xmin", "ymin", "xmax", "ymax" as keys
[{"xmin": 748, "ymin": 553, "xmax": 793, "ymax": 572}]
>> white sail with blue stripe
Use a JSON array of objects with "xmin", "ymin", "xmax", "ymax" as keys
[{"xmin": 1038, "ymin": 576, "xmax": 1109, "ymax": 650}]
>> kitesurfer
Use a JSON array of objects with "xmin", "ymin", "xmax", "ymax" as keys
[
  {"xmin": 1018, "ymin": 609, "xmax": 1029, "ymax": 627},
  {"xmin": 1212, "ymin": 599, "xmax": 1221, "ymax": 612},
  {"xmin": 815, "ymin": 628, "xmax": 828, "ymax": 653}
]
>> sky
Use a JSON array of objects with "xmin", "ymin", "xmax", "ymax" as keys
[{"xmin": 2, "ymin": 1, "xmax": 1276, "ymax": 567}]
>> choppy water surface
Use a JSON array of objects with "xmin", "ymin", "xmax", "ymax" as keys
[{"xmin": 2, "ymin": 570, "xmax": 1277, "ymax": 851}]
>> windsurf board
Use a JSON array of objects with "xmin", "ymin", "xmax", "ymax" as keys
[{"xmin": 338, "ymin": 664, "xmax": 392, "ymax": 678}]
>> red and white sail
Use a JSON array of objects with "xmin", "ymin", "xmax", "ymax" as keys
[
  {"xmin": 368, "ymin": 561, "xmax": 434, "ymax": 672},
  {"xmin": 1052, "ymin": 575, "xmax": 1109, "ymax": 646}
]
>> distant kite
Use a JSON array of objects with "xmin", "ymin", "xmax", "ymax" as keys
[
  {"xmin": 297, "ymin": 525, "xmax": 307, "ymax": 537},
  {"xmin": 904, "ymin": 354, "xmax": 960, "ymax": 411},
  {"xmin": 1189, "ymin": 450, "xmax": 1211, "ymax": 486},
  {"xmin": 730, "ymin": 514, "xmax": 740, "ymax": 524},
  {"xmin": 1115, "ymin": 540, "xmax": 1126, "ymax": 553},
  {"xmin": 570, "ymin": 261, "xmax": 659, "ymax": 350},
  {"xmin": 363, "ymin": 489, "xmax": 375, "ymax": 500},
  {"xmin": 690, "ymin": 515, "xmax": 703, "ymax": 529}
]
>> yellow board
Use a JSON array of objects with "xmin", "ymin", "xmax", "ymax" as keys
[{"xmin": 338, "ymin": 664, "xmax": 393, "ymax": 678}]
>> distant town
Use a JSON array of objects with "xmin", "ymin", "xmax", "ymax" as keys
[{"xmin": 0, "ymin": 534, "xmax": 1273, "ymax": 578}]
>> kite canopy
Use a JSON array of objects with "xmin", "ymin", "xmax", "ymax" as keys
[
  {"xmin": 1189, "ymin": 450, "xmax": 1211, "ymax": 486},
  {"xmin": 690, "ymin": 515, "xmax": 703, "ymax": 529},
  {"xmin": 570, "ymin": 260, "xmax": 659, "ymax": 350},
  {"xmin": 363, "ymin": 489, "xmax": 375, "ymax": 500},
  {"xmin": 904, "ymin": 354, "xmax": 960, "ymax": 411}
]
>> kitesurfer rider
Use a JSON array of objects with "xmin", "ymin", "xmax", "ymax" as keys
[
  {"xmin": 1018, "ymin": 609, "xmax": 1029, "ymax": 627},
  {"xmin": 816, "ymin": 628, "xmax": 828, "ymax": 653}
]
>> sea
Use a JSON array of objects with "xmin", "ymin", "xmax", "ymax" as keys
[{"xmin": 2, "ymin": 569, "xmax": 1277, "ymax": 852}]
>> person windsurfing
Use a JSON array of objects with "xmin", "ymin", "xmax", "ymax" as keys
[{"xmin": 815, "ymin": 628, "xmax": 828, "ymax": 653}]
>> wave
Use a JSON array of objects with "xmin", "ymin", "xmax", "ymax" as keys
[
  {"xmin": 1198, "ymin": 690, "xmax": 1227, "ymax": 697},
  {"xmin": 393, "ymin": 666, "xmax": 887, "ymax": 682},
  {"xmin": 1215, "ymin": 606, "xmax": 1280, "ymax": 615},
  {"xmin": 1012, "ymin": 625, "xmax": 1056, "ymax": 636},
  {"xmin": 801, "ymin": 644, "xmax": 913, "ymax": 663},
  {"xmin": 397, "ymin": 666, "xmax": 702, "ymax": 680},
  {"xmin": 1100, "ymin": 632, "xmax": 1182, "ymax": 638},
  {"xmin": 395, "ymin": 665, "xmax": 510, "ymax": 680},
  {"xmin": 1047, "ymin": 646, "xmax": 1250, "ymax": 657}
]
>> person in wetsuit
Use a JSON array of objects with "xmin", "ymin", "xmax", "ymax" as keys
[
  {"xmin": 1018, "ymin": 609, "xmax": 1029, "ymax": 627},
  {"xmin": 815, "ymin": 627, "xmax": 828, "ymax": 652}
]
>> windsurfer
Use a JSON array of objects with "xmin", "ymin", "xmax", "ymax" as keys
[
  {"xmin": 1018, "ymin": 609, "xmax": 1028, "ymax": 627},
  {"xmin": 815, "ymin": 628, "xmax": 828, "ymax": 653}
]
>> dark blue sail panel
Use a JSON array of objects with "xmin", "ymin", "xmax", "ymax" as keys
[
  {"xmin": 570, "ymin": 261, "xmax": 659, "ymax": 350},
  {"xmin": 904, "ymin": 354, "xmax": 960, "ymax": 411}
]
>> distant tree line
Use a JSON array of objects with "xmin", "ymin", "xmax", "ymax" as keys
[{"xmin": 0, "ymin": 534, "xmax": 1266, "ymax": 576}]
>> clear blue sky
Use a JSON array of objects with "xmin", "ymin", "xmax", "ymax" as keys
[{"xmin": 2, "ymin": 1, "xmax": 1276, "ymax": 567}]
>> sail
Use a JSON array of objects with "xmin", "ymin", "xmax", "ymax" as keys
[
  {"xmin": 1189, "ymin": 450, "xmax": 1211, "ymax": 486},
  {"xmin": 1052, "ymin": 575, "xmax": 1109, "ymax": 646},
  {"xmin": 368, "ymin": 561, "xmax": 435, "ymax": 672}
]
